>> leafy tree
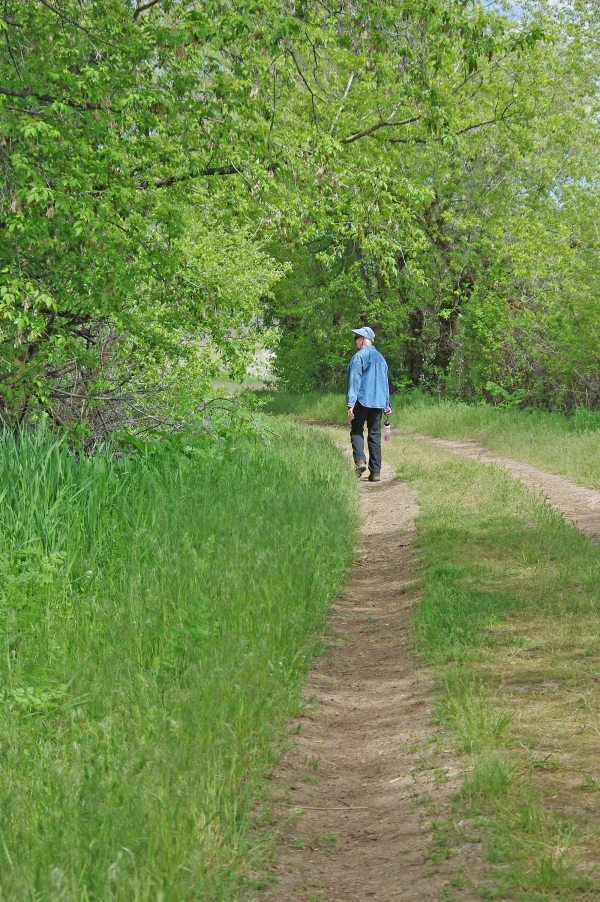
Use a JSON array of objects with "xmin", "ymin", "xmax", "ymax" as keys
[
  {"xmin": 262, "ymin": 0, "xmax": 547, "ymax": 392},
  {"xmin": 4, "ymin": 0, "xmax": 593, "ymax": 424},
  {"xmin": 266, "ymin": 1, "xmax": 600, "ymax": 411},
  {"xmin": 0, "ymin": 0, "xmax": 284, "ymax": 433}
]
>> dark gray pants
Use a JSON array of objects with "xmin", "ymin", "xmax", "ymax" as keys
[{"xmin": 350, "ymin": 402, "xmax": 382, "ymax": 474}]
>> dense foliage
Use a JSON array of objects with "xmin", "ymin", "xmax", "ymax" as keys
[
  {"xmin": 262, "ymin": 2, "xmax": 600, "ymax": 411},
  {"xmin": 0, "ymin": 0, "xmax": 288, "ymax": 434},
  {"xmin": 1, "ymin": 0, "xmax": 599, "ymax": 424}
]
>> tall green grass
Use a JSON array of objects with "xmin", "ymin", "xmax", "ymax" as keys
[
  {"xmin": 0, "ymin": 424, "xmax": 170, "ymax": 569},
  {"xmin": 260, "ymin": 390, "xmax": 600, "ymax": 487},
  {"xmin": 0, "ymin": 421, "xmax": 357, "ymax": 900}
]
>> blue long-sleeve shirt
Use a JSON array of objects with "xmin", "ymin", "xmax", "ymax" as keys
[{"xmin": 346, "ymin": 345, "xmax": 390, "ymax": 410}]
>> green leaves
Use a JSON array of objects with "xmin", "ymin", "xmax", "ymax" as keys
[
  {"xmin": 0, "ymin": 0, "xmax": 284, "ymax": 429},
  {"xmin": 0, "ymin": 0, "xmax": 593, "ymax": 426},
  {"xmin": 267, "ymin": 1, "xmax": 600, "ymax": 409}
]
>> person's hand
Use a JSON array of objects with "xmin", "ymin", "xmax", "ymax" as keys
[
  {"xmin": 385, "ymin": 406, "xmax": 392, "ymax": 416},
  {"xmin": 347, "ymin": 406, "xmax": 354, "ymax": 420}
]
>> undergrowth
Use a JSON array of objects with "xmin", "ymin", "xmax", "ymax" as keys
[
  {"xmin": 0, "ymin": 421, "xmax": 357, "ymax": 900},
  {"xmin": 255, "ymin": 390, "xmax": 348, "ymax": 424}
]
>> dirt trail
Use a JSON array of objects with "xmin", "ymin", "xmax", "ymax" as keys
[
  {"xmin": 260, "ymin": 432, "xmax": 600, "ymax": 900},
  {"xmin": 411, "ymin": 435, "xmax": 600, "ymax": 543},
  {"xmin": 263, "ymin": 458, "xmax": 481, "ymax": 901}
]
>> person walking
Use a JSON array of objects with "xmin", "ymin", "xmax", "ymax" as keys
[{"xmin": 346, "ymin": 327, "xmax": 392, "ymax": 482}]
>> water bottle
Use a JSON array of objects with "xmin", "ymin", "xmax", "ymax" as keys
[{"xmin": 384, "ymin": 417, "xmax": 391, "ymax": 442}]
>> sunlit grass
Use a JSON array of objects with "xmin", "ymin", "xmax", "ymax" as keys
[
  {"xmin": 260, "ymin": 390, "xmax": 600, "ymax": 488},
  {"xmin": 391, "ymin": 396, "xmax": 600, "ymax": 489},
  {"xmin": 0, "ymin": 421, "xmax": 357, "ymax": 900},
  {"xmin": 382, "ymin": 434, "xmax": 600, "ymax": 899}
]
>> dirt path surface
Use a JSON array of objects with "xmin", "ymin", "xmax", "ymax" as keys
[
  {"xmin": 262, "ymin": 458, "xmax": 481, "ymax": 901},
  {"xmin": 411, "ymin": 434, "xmax": 600, "ymax": 543}
]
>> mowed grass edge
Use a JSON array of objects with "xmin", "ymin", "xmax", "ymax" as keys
[{"xmin": 0, "ymin": 421, "xmax": 358, "ymax": 900}]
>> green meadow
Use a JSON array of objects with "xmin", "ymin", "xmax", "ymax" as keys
[
  {"xmin": 259, "ymin": 391, "xmax": 600, "ymax": 488},
  {"xmin": 5, "ymin": 391, "xmax": 600, "ymax": 901},
  {"xmin": 0, "ymin": 422, "xmax": 356, "ymax": 900}
]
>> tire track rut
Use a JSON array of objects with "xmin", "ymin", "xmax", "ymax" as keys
[{"xmin": 411, "ymin": 435, "xmax": 600, "ymax": 543}]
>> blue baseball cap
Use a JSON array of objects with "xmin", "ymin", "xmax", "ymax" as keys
[{"xmin": 352, "ymin": 327, "xmax": 375, "ymax": 341}]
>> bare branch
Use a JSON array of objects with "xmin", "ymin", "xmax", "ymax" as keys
[
  {"xmin": 126, "ymin": 398, "xmax": 282, "ymax": 439},
  {"xmin": 51, "ymin": 388, "xmax": 125, "ymax": 402},
  {"xmin": 4, "ymin": 29, "xmax": 23, "ymax": 81},
  {"xmin": 330, "ymin": 71, "xmax": 354, "ymax": 135},
  {"xmin": 285, "ymin": 44, "xmax": 323, "ymax": 127}
]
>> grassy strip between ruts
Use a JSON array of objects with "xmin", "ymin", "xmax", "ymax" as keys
[
  {"xmin": 0, "ymin": 421, "xmax": 357, "ymax": 901},
  {"xmin": 378, "ymin": 433, "xmax": 600, "ymax": 901},
  {"xmin": 257, "ymin": 391, "xmax": 600, "ymax": 489}
]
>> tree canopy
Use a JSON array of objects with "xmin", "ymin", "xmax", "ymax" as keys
[
  {"xmin": 1, "ymin": 0, "xmax": 599, "ymax": 432},
  {"xmin": 265, "ymin": 2, "xmax": 600, "ymax": 410}
]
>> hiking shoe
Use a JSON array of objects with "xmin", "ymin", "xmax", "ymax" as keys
[
  {"xmin": 355, "ymin": 460, "xmax": 367, "ymax": 477},
  {"xmin": 368, "ymin": 472, "xmax": 381, "ymax": 482}
]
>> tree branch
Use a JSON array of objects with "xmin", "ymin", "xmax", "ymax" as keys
[
  {"xmin": 4, "ymin": 105, "xmax": 45, "ymax": 116},
  {"xmin": 133, "ymin": 0, "xmax": 163, "ymax": 21},
  {"xmin": 4, "ymin": 29, "xmax": 23, "ymax": 81},
  {"xmin": 285, "ymin": 44, "xmax": 322, "ymax": 127},
  {"xmin": 37, "ymin": 0, "xmax": 118, "ymax": 49},
  {"xmin": 51, "ymin": 387, "xmax": 131, "ymax": 402},
  {"xmin": 85, "ymin": 163, "xmax": 242, "ymax": 197},
  {"xmin": 0, "ymin": 85, "xmax": 104, "ymax": 110},
  {"xmin": 126, "ymin": 398, "xmax": 282, "ymax": 439},
  {"xmin": 454, "ymin": 114, "xmax": 510, "ymax": 137},
  {"xmin": 138, "ymin": 165, "xmax": 239, "ymax": 190},
  {"xmin": 388, "ymin": 104, "xmax": 519, "ymax": 145},
  {"xmin": 342, "ymin": 113, "xmax": 425, "ymax": 145},
  {"xmin": 330, "ymin": 71, "xmax": 354, "ymax": 135}
]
